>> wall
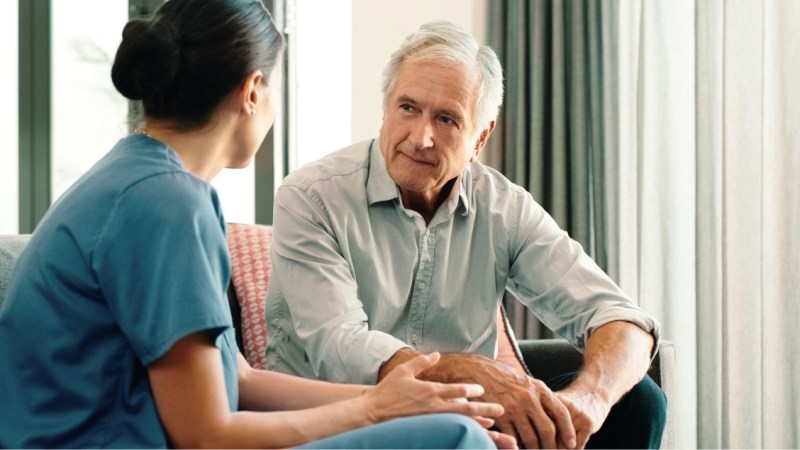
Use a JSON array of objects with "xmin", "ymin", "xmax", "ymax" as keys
[{"xmin": 350, "ymin": 0, "xmax": 488, "ymax": 144}]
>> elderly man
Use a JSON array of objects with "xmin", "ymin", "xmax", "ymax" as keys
[{"xmin": 265, "ymin": 20, "xmax": 666, "ymax": 449}]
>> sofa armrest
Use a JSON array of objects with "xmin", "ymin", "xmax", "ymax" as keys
[
  {"xmin": 517, "ymin": 339, "xmax": 583, "ymax": 383},
  {"xmin": 516, "ymin": 338, "xmax": 673, "ymax": 389}
]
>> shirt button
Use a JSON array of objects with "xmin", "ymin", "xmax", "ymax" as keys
[
  {"xmin": 419, "ymin": 282, "xmax": 425, "ymax": 289},
  {"xmin": 412, "ymin": 334, "xmax": 419, "ymax": 341}
]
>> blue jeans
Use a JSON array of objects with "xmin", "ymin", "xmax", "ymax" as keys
[{"xmin": 296, "ymin": 413, "xmax": 496, "ymax": 449}]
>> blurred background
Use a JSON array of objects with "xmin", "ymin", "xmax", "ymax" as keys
[{"xmin": 2, "ymin": 1, "xmax": 798, "ymax": 448}]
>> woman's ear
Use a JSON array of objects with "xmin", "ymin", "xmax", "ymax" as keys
[{"xmin": 241, "ymin": 70, "xmax": 265, "ymax": 116}]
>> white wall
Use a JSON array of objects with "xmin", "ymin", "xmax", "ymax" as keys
[{"xmin": 350, "ymin": 0, "xmax": 488, "ymax": 144}]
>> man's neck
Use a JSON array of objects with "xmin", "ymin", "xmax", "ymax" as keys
[{"xmin": 399, "ymin": 178, "xmax": 457, "ymax": 226}]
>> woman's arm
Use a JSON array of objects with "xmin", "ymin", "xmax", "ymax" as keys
[
  {"xmin": 237, "ymin": 353, "xmax": 369, "ymax": 412},
  {"xmin": 148, "ymin": 330, "xmax": 505, "ymax": 449}
]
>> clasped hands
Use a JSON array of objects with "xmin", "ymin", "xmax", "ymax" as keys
[{"xmin": 430, "ymin": 354, "xmax": 613, "ymax": 450}]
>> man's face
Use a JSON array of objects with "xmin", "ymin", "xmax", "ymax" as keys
[{"xmin": 379, "ymin": 60, "xmax": 490, "ymax": 198}]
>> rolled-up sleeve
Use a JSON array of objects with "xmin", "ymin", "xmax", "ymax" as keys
[
  {"xmin": 507, "ymin": 188, "xmax": 661, "ymax": 358},
  {"xmin": 270, "ymin": 184, "xmax": 410, "ymax": 384}
]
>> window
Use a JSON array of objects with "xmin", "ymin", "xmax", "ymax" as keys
[
  {"xmin": 292, "ymin": 0, "xmax": 352, "ymax": 170},
  {"xmin": 1, "ymin": 1, "xmax": 18, "ymax": 234},
  {"xmin": 51, "ymin": 0, "xmax": 129, "ymax": 202},
  {"xmin": 50, "ymin": 1, "xmax": 256, "ymax": 224}
]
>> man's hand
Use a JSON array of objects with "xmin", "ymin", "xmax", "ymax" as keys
[
  {"xmin": 380, "ymin": 349, "xmax": 576, "ymax": 449},
  {"xmin": 363, "ymin": 352, "xmax": 505, "ymax": 424},
  {"xmin": 553, "ymin": 389, "xmax": 610, "ymax": 449},
  {"xmin": 552, "ymin": 321, "xmax": 656, "ymax": 449},
  {"xmin": 366, "ymin": 352, "xmax": 518, "ymax": 449}
]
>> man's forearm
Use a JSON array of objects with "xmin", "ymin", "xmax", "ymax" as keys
[{"xmin": 567, "ymin": 320, "xmax": 655, "ymax": 404}]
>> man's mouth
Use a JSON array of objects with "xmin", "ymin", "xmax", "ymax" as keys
[{"xmin": 400, "ymin": 152, "xmax": 434, "ymax": 166}]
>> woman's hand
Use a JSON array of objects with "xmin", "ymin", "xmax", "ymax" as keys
[
  {"xmin": 363, "ymin": 352, "xmax": 503, "ymax": 423},
  {"xmin": 361, "ymin": 352, "xmax": 518, "ymax": 448}
]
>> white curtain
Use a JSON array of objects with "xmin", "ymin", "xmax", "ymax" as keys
[{"xmin": 604, "ymin": 0, "xmax": 800, "ymax": 447}]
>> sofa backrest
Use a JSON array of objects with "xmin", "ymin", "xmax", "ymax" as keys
[{"xmin": 0, "ymin": 228, "xmax": 531, "ymax": 377}]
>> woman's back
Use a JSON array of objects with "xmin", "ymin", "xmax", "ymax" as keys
[{"xmin": 0, "ymin": 134, "xmax": 238, "ymax": 448}]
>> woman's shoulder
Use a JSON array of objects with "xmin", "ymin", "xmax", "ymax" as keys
[
  {"xmin": 35, "ymin": 136, "xmax": 222, "ymax": 258},
  {"xmin": 82, "ymin": 135, "xmax": 219, "ymax": 218}
]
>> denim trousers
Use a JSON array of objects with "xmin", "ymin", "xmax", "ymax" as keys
[{"xmin": 295, "ymin": 413, "xmax": 496, "ymax": 449}]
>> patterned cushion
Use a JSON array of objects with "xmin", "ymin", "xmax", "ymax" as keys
[
  {"xmin": 496, "ymin": 308, "xmax": 530, "ymax": 376},
  {"xmin": 225, "ymin": 223, "xmax": 529, "ymax": 377},
  {"xmin": 226, "ymin": 223, "xmax": 272, "ymax": 369}
]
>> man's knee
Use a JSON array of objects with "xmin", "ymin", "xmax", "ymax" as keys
[
  {"xmin": 615, "ymin": 375, "xmax": 667, "ymax": 448},
  {"xmin": 587, "ymin": 375, "xmax": 667, "ymax": 449},
  {"xmin": 629, "ymin": 375, "xmax": 668, "ymax": 430}
]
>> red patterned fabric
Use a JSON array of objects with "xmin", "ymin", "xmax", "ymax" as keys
[
  {"xmin": 226, "ymin": 223, "xmax": 272, "ymax": 370},
  {"xmin": 496, "ymin": 312, "xmax": 529, "ymax": 376},
  {"xmin": 225, "ymin": 223, "xmax": 527, "ymax": 375}
]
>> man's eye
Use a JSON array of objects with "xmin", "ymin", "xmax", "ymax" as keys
[
  {"xmin": 400, "ymin": 104, "xmax": 413, "ymax": 111},
  {"xmin": 441, "ymin": 116, "xmax": 454, "ymax": 124}
]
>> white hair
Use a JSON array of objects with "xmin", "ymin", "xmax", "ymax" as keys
[{"xmin": 380, "ymin": 20, "xmax": 504, "ymax": 132}]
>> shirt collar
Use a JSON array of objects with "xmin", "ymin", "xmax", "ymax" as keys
[
  {"xmin": 366, "ymin": 138, "xmax": 472, "ymax": 217},
  {"xmin": 366, "ymin": 139, "xmax": 400, "ymax": 205},
  {"xmin": 456, "ymin": 164, "xmax": 472, "ymax": 217}
]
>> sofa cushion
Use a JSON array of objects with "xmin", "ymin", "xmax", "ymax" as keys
[{"xmin": 226, "ymin": 223, "xmax": 273, "ymax": 370}]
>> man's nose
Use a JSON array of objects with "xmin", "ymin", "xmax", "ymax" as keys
[{"xmin": 410, "ymin": 118, "xmax": 434, "ymax": 150}]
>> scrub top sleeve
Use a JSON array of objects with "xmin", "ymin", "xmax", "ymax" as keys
[{"xmin": 93, "ymin": 172, "xmax": 233, "ymax": 366}]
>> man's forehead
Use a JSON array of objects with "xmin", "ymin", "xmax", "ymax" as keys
[{"xmin": 391, "ymin": 60, "xmax": 479, "ymax": 113}]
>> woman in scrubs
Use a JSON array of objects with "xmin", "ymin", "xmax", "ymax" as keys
[{"xmin": 0, "ymin": 0, "xmax": 516, "ymax": 448}]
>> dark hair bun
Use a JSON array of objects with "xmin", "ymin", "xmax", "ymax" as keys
[
  {"xmin": 112, "ymin": 18, "xmax": 181, "ymax": 101},
  {"xmin": 111, "ymin": 0, "xmax": 284, "ymax": 130}
]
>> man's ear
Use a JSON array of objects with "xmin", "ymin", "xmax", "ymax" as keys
[
  {"xmin": 470, "ymin": 120, "xmax": 496, "ymax": 162},
  {"xmin": 241, "ymin": 70, "xmax": 265, "ymax": 116}
]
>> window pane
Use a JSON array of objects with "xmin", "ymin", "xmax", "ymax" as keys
[
  {"xmin": 0, "ymin": 1, "xmax": 18, "ymax": 234},
  {"xmin": 51, "ymin": 1, "xmax": 256, "ymax": 224},
  {"xmin": 211, "ymin": 166, "xmax": 255, "ymax": 225},
  {"xmin": 294, "ymin": 0, "xmax": 352, "ymax": 170},
  {"xmin": 51, "ymin": 0, "xmax": 129, "ymax": 203}
]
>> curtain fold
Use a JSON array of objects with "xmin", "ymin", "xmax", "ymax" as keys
[
  {"xmin": 616, "ymin": 0, "xmax": 800, "ymax": 447},
  {"xmin": 488, "ymin": 0, "xmax": 799, "ymax": 447},
  {"xmin": 487, "ymin": 0, "xmax": 608, "ymax": 340}
]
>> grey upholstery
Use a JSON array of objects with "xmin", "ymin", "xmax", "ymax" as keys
[
  {"xmin": 0, "ymin": 234, "xmax": 31, "ymax": 310},
  {"xmin": 0, "ymin": 234, "xmax": 676, "ymax": 448}
]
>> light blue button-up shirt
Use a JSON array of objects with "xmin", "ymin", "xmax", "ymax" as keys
[{"xmin": 265, "ymin": 139, "xmax": 660, "ymax": 385}]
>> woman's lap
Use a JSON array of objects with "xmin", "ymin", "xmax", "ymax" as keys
[{"xmin": 295, "ymin": 413, "xmax": 496, "ymax": 449}]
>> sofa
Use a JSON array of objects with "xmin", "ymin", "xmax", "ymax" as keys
[{"xmin": 0, "ymin": 229, "xmax": 675, "ymax": 448}]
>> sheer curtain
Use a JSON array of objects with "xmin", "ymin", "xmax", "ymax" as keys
[
  {"xmin": 488, "ymin": 0, "xmax": 799, "ymax": 447},
  {"xmin": 609, "ymin": 0, "xmax": 800, "ymax": 447}
]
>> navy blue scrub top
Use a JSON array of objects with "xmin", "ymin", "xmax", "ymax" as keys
[{"xmin": 0, "ymin": 135, "xmax": 239, "ymax": 448}]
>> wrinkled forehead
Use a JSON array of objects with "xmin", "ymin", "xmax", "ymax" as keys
[{"xmin": 392, "ymin": 59, "xmax": 481, "ymax": 113}]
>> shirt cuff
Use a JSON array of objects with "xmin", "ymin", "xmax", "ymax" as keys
[
  {"xmin": 350, "ymin": 332, "xmax": 412, "ymax": 385},
  {"xmin": 585, "ymin": 306, "xmax": 662, "ymax": 362}
]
